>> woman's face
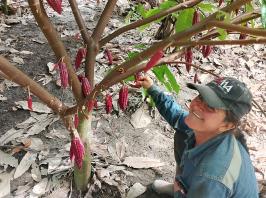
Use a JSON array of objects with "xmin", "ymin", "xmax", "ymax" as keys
[{"xmin": 184, "ymin": 95, "xmax": 229, "ymax": 134}]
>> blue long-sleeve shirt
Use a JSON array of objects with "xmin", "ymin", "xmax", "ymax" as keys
[{"xmin": 148, "ymin": 85, "xmax": 259, "ymax": 198}]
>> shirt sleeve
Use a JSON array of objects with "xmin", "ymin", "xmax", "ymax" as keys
[
  {"xmin": 147, "ymin": 85, "xmax": 189, "ymax": 131},
  {"xmin": 184, "ymin": 176, "xmax": 230, "ymax": 198}
]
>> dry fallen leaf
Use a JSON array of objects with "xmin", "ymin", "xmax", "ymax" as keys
[
  {"xmin": 126, "ymin": 183, "xmax": 147, "ymax": 198},
  {"xmin": 123, "ymin": 157, "xmax": 165, "ymax": 169},
  {"xmin": 0, "ymin": 150, "xmax": 18, "ymax": 167},
  {"xmin": 14, "ymin": 152, "xmax": 37, "ymax": 179},
  {"xmin": 0, "ymin": 171, "xmax": 14, "ymax": 197}
]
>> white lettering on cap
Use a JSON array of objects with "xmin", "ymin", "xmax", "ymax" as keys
[{"xmin": 219, "ymin": 80, "xmax": 233, "ymax": 93}]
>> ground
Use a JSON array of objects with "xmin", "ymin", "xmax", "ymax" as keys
[{"xmin": 0, "ymin": 1, "xmax": 266, "ymax": 198}]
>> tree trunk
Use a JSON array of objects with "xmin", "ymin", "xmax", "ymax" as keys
[{"xmin": 74, "ymin": 113, "xmax": 92, "ymax": 192}]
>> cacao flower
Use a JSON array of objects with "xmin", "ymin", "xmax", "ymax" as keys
[
  {"xmin": 69, "ymin": 131, "xmax": 85, "ymax": 169},
  {"xmin": 192, "ymin": 10, "xmax": 200, "ymax": 25},
  {"xmin": 80, "ymin": 76, "xmax": 91, "ymax": 97},
  {"xmin": 185, "ymin": 48, "xmax": 193, "ymax": 73},
  {"xmin": 218, "ymin": 0, "xmax": 223, "ymax": 7},
  {"xmin": 105, "ymin": 94, "xmax": 113, "ymax": 114},
  {"xmin": 105, "ymin": 49, "xmax": 113, "ymax": 65},
  {"xmin": 74, "ymin": 114, "xmax": 79, "ymax": 129},
  {"xmin": 75, "ymin": 48, "xmax": 87, "ymax": 70},
  {"xmin": 58, "ymin": 60, "xmax": 68, "ymax": 89},
  {"xmin": 144, "ymin": 50, "xmax": 164, "ymax": 72},
  {"xmin": 118, "ymin": 85, "xmax": 128, "ymax": 111},
  {"xmin": 46, "ymin": 0, "xmax": 62, "ymax": 14},
  {"xmin": 239, "ymin": 34, "xmax": 247, "ymax": 40},
  {"xmin": 27, "ymin": 95, "xmax": 33, "ymax": 111}
]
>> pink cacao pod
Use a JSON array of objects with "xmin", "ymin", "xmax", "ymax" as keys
[
  {"xmin": 105, "ymin": 49, "xmax": 113, "ymax": 65},
  {"xmin": 58, "ymin": 60, "xmax": 68, "ymax": 89},
  {"xmin": 185, "ymin": 48, "xmax": 193, "ymax": 73},
  {"xmin": 80, "ymin": 76, "xmax": 91, "ymax": 97},
  {"xmin": 118, "ymin": 85, "xmax": 128, "ymax": 111},
  {"xmin": 144, "ymin": 50, "xmax": 164, "ymax": 72},
  {"xmin": 87, "ymin": 100, "xmax": 95, "ymax": 112},
  {"xmin": 46, "ymin": 0, "xmax": 62, "ymax": 14},
  {"xmin": 27, "ymin": 95, "xmax": 33, "ymax": 111},
  {"xmin": 74, "ymin": 114, "xmax": 79, "ymax": 129},
  {"xmin": 75, "ymin": 48, "xmax": 87, "ymax": 70},
  {"xmin": 69, "ymin": 132, "xmax": 85, "ymax": 169},
  {"xmin": 105, "ymin": 94, "xmax": 113, "ymax": 114},
  {"xmin": 192, "ymin": 10, "xmax": 200, "ymax": 25},
  {"xmin": 203, "ymin": 45, "xmax": 212, "ymax": 58}
]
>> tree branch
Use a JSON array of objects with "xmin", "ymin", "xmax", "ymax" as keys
[
  {"xmin": 207, "ymin": 21, "xmax": 266, "ymax": 37},
  {"xmin": 0, "ymin": 56, "xmax": 65, "ymax": 114},
  {"xmin": 92, "ymin": 0, "xmax": 118, "ymax": 43},
  {"xmin": 68, "ymin": 0, "xmax": 91, "ymax": 43},
  {"xmin": 68, "ymin": 0, "xmax": 96, "ymax": 87},
  {"xmin": 99, "ymin": 0, "xmax": 202, "ymax": 47},
  {"xmin": 172, "ymin": 37, "xmax": 266, "ymax": 47},
  {"xmin": 162, "ymin": 61, "xmax": 220, "ymax": 77},
  {"xmin": 28, "ymin": 0, "xmax": 83, "ymax": 103}
]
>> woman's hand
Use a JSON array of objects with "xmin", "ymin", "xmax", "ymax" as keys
[{"xmin": 136, "ymin": 76, "xmax": 153, "ymax": 89}]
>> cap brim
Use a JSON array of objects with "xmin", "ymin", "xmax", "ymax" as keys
[{"xmin": 187, "ymin": 83, "xmax": 229, "ymax": 110}]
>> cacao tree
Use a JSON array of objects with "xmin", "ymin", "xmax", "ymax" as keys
[{"xmin": 0, "ymin": 0, "xmax": 266, "ymax": 193}]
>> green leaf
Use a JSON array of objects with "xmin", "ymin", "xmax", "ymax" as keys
[
  {"xmin": 262, "ymin": 5, "xmax": 266, "ymax": 28},
  {"xmin": 175, "ymin": 8, "xmax": 194, "ymax": 33},
  {"xmin": 217, "ymin": 28, "xmax": 228, "ymax": 40},
  {"xmin": 145, "ymin": 8, "xmax": 161, "ymax": 18},
  {"xmin": 159, "ymin": 0, "xmax": 177, "ymax": 10},
  {"xmin": 152, "ymin": 65, "xmax": 180, "ymax": 94},
  {"xmin": 127, "ymin": 51, "xmax": 139, "ymax": 60},
  {"xmin": 197, "ymin": 2, "xmax": 216, "ymax": 12},
  {"xmin": 124, "ymin": 75, "xmax": 135, "ymax": 82},
  {"xmin": 134, "ymin": 43, "xmax": 147, "ymax": 50},
  {"xmin": 216, "ymin": 10, "xmax": 231, "ymax": 22},
  {"xmin": 136, "ymin": 4, "xmax": 146, "ymax": 18},
  {"xmin": 164, "ymin": 66, "xmax": 180, "ymax": 94},
  {"xmin": 245, "ymin": 2, "xmax": 254, "ymax": 12}
]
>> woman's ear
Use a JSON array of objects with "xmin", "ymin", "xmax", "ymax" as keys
[{"xmin": 218, "ymin": 122, "xmax": 236, "ymax": 133}]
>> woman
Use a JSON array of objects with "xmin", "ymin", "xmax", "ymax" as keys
[{"xmin": 137, "ymin": 76, "xmax": 258, "ymax": 198}]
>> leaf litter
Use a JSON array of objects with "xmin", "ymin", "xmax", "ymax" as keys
[{"xmin": 0, "ymin": 1, "xmax": 265, "ymax": 197}]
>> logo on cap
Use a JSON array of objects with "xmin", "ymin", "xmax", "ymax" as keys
[{"xmin": 214, "ymin": 77, "xmax": 233, "ymax": 93}]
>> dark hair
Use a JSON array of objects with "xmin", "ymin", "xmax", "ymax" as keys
[{"xmin": 224, "ymin": 111, "xmax": 249, "ymax": 154}]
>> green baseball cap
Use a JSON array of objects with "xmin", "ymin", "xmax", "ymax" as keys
[{"xmin": 187, "ymin": 77, "xmax": 252, "ymax": 119}]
